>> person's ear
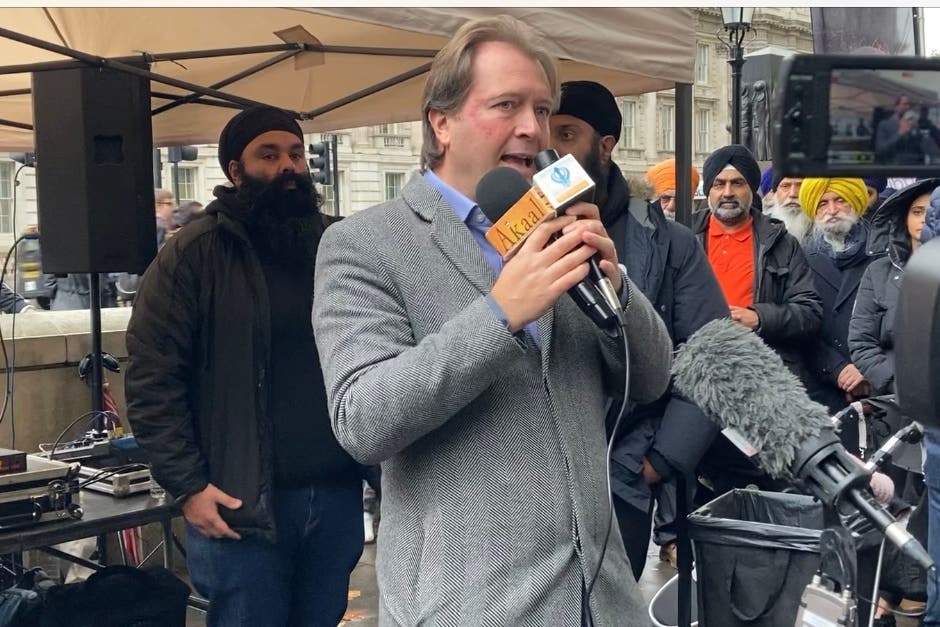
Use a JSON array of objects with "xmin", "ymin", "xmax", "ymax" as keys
[
  {"xmin": 228, "ymin": 160, "xmax": 242, "ymax": 185},
  {"xmin": 428, "ymin": 109, "xmax": 452, "ymax": 155},
  {"xmin": 599, "ymin": 135, "xmax": 617, "ymax": 165}
]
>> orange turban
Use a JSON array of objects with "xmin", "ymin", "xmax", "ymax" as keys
[{"xmin": 646, "ymin": 158, "xmax": 700, "ymax": 197}]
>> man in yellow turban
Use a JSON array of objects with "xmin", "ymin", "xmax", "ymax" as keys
[
  {"xmin": 799, "ymin": 176, "xmax": 879, "ymax": 451},
  {"xmin": 799, "ymin": 177, "xmax": 869, "ymax": 232},
  {"xmin": 645, "ymin": 158, "xmax": 701, "ymax": 221}
]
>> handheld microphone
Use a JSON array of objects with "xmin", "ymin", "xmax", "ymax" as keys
[
  {"xmin": 672, "ymin": 318, "xmax": 934, "ymax": 572},
  {"xmin": 534, "ymin": 149, "xmax": 622, "ymax": 317},
  {"xmin": 476, "ymin": 166, "xmax": 619, "ymax": 330}
]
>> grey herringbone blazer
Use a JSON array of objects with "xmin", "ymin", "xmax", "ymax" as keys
[{"xmin": 313, "ymin": 174, "xmax": 671, "ymax": 627}]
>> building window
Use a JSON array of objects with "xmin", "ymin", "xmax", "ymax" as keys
[
  {"xmin": 175, "ymin": 167, "xmax": 199, "ymax": 204},
  {"xmin": 385, "ymin": 172, "xmax": 405, "ymax": 200},
  {"xmin": 696, "ymin": 44, "xmax": 709, "ymax": 84},
  {"xmin": 377, "ymin": 124, "xmax": 406, "ymax": 147},
  {"xmin": 696, "ymin": 108, "xmax": 711, "ymax": 153},
  {"xmin": 621, "ymin": 101, "xmax": 637, "ymax": 148},
  {"xmin": 0, "ymin": 162, "xmax": 14, "ymax": 234},
  {"xmin": 319, "ymin": 171, "xmax": 344, "ymax": 215},
  {"xmin": 659, "ymin": 104, "xmax": 675, "ymax": 151}
]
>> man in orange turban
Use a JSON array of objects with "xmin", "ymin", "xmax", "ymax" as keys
[{"xmin": 645, "ymin": 158, "xmax": 701, "ymax": 221}]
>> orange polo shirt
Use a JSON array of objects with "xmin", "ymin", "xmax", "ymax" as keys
[{"xmin": 707, "ymin": 214, "xmax": 755, "ymax": 307}]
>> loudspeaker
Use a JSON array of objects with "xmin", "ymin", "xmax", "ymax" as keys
[{"xmin": 32, "ymin": 63, "xmax": 156, "ymax": 274}]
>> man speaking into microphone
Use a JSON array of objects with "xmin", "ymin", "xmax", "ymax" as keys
[{"xmin": 312, "ymin": 15, "xmax": 671, "ymax": 627}]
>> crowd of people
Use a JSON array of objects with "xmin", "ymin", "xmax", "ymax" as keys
[{"xmin": 49, "ymin": 12, "xmax": 935, "ymax": 627}]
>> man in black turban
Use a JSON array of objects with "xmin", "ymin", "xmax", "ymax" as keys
[
  {"xmin": 690, "ymin": 145, "xmax": 823, "ymax": 497},
  {"xmin": 701, "ymin": 144, "xmax": 763, "ymax": 212},
  {"xmin": 125, "ymin": 105, "xmax": 363, "ymax": 626}
]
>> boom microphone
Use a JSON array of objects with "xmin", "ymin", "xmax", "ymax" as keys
[
  {"xmin": 475, "ymin": 165, "xmax": 620, "ymax": 330},
  {"xmin": 672, "ymin": 318, "xmax": 934, "ymax": 571}
]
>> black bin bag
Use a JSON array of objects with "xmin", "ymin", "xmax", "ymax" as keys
[
  {"xmin": 687, "ymin": 489, "xmax": 882, "ymax": 627},
  {"xmin": 37, "ymin": 565, "xmax": 189, "ymax": 627}
]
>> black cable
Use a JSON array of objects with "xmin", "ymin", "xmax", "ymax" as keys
[
  {"xmin": 47, "ymin": 410, "xmax": 111, "ymax": 462},
  {"xmin": 0, "ymin": 233, "xmax": 29, "ymax": 439},
  {"xmin": 0, "ymin": 164, "xmax": 27, "ymax": 447},
  {"xmin": 8, "ymin": 165, "xmax": 21, "ymax": 449},
  {"xmin": 78, "ymin": 463, "xmax": 149, "ymax": 490},
  {"xmin": 584, "ymin": 317, "xmax": 630, "ymax": 626},
  {"xmin": 855, "ymin": 593, "xmax": 926, "ymax": 618}
]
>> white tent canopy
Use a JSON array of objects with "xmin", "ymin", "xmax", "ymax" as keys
[{"xmin": 0, "ymin": 7, "xmax": 695, "ymax": 150}]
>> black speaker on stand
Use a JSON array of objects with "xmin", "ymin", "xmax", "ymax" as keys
[{"xmin": 32, "ymin": 62, "xmax": 156, "ymax": 432}]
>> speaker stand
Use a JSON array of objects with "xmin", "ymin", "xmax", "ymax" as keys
[{"xmin": 88, "ymin": 273, "xmax": 105, "ymax": 432}]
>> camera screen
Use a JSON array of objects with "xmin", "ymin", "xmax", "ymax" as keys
[{"xmin": 828, "ymin": 68, "xmax": 940, "ymax": 166}]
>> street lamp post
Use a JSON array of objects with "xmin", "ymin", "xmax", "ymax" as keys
[{"xmin": 720, "ymin": 8, "xmax": 754, "ymax": 145}]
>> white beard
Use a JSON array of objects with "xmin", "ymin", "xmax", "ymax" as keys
[
  {"xmin": 766, "ymin": 199, "xmax": 812, "ymax": 244},
  {"xmin": 814, "ymin": 212, "xmax": 860, "ymax": 251}
]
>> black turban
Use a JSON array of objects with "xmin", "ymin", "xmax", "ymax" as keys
[
  {"xmin": 702, "ymin": 144, "xmax": 761, "ymax": 199},
  {"xmin": 218, "ymin": 105, "xmax": 304, "ymax": 182},
  {"xmin": 557, "ymin": 81, "xmax": 621, "ymax": 142}
]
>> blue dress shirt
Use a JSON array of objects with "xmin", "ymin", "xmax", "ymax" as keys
[{"xmin": 423, "ymin": 170, "xmax": 540, "ymax": 347}]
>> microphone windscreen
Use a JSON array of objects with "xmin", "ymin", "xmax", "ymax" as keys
[
  {"xmin": 671, "ymin": 318, "xmax": 831, "ymax": 479},
  {"xmin": 476, "ymin": 167, "xmax": 531, "ymax": 223}
]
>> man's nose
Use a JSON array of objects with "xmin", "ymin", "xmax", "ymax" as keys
[{"xmin": 515, "ymin": 107, "xmax": 540, "ymax": 138}]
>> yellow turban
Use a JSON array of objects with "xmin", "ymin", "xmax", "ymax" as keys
[
  {"xmin": 646, "ymin": 158, "xmax": 701, "ymax": 197},
  {"xmin": 798, "ymin": 178, "xmax": 869, "ymax": 220}
]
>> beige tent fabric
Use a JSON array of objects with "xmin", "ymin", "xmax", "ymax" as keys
[{"xmin": 0, "ymin": 8, "xmax": 694, "ymax": 150}]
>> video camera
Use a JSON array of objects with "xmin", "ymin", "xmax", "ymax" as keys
[{"xmin": 775, "ymin": 53, "xmax": 940, "ymax": 430}]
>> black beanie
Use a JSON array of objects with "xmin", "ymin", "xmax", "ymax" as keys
[
  {"xmin": 557, "ymin": 81, "xmax": 621, "ymax": 142},
  {"xmin": 218, "ymin": 105, "xmax": 304, "ymax": 182},
  {"xmin": 702, "ymin": 144, "xmax": 761, "ymax": 198}
]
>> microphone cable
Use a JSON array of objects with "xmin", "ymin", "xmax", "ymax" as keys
[
  {"xmin": 0, "ymin": 164, "xmax": 29, "ymax": 448},
  {"xmin": 584, "ymin": 313, "xmax": 630, "ymax": 627}
]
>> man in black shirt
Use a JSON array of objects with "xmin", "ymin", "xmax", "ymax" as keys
[{"xmin": 126, "ymin": 106, "xmax": 362, "ymax": 627}]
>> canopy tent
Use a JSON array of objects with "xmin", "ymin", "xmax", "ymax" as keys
[
  {"xmin": 0, "ymin": 7, "xmax": 695, "ymax": 150},
  {"xmin": 0, "ymin": 11, "xmax": 699, "ymax": 624}
]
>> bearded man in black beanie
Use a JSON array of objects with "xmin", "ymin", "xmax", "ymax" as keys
[{"xmin": 125, "ymin": 106, "xmax": 362, "ymax": 627}]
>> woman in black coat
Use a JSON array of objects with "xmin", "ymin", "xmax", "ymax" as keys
[
  {"xmin": 849, "ymin": 178, "xmax": 938, "ymax": 505},
  {"xmin": 849, "ymin": 178, "xmax": 939, "ymax": 396}
]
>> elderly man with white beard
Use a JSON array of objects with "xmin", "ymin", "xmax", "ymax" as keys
[
  {"xmin": 765, "ymin": 176, "xmax": 813, "ymax": 245},
  {"xmin": 799, "ymin": 177, "xmax": 881, "ymax": 455}
]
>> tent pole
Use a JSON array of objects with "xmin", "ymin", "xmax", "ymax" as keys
[
  {"xmin": 0, "ymin": 118, "xmax": 31, "ymax": 131},
  {"xmin": 675, "ymin": 82, "xmax": 693, "ymax": 227},
  {"xmin": 0, "ymin": 42, "xmax": 438, "ymax": 77},
  {"xmin": 303, "ymin": 62, "xmax": 431, "ymax": 119},
  {"xmin": 0, "ymin": 26, "xmax": 281, "ymax": 112},
  {"xmin": 152, "ymin": 49, "xmax": 301, "ymax": 116}
]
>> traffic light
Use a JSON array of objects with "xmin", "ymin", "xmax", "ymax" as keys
[
  {"xmin": 309, "ymin": 141, "xmax": 332, "ymax": 186},
  {"xmin": 167, "ymin": 145, "xmax": 198, "ymax": 163}
]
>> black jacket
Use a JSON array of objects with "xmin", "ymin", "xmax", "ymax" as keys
[
  {"xmin": 692, "ymin": 208, "xmax": 823, "ymax": 385},
  {"xmin": 803, "ymin": 228, "xmax": 880, "ymax": 413},
  {"xmin": 125, "ymin": 186, "xmax": 338, "ymax": 541},
  {"xmin": 603, "ymin": 166, "xmax": 729, "ymax": 511},
  {"xmin": 847, "ymin": 184, "xmax": 926, "ymax": 395}
]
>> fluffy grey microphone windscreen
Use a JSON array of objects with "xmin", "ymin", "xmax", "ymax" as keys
[{"xmin": 671, "ymin": 318, "xmax": 832, "ymax": 479}]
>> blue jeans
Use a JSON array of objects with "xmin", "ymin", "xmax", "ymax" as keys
[
  {"xmin": 925, "ymin": 430, "xmax": 940, "ymax": 625},
  {"xmin": 185, "ymin": 479, "xmax": 363, "ymax": 627}
]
